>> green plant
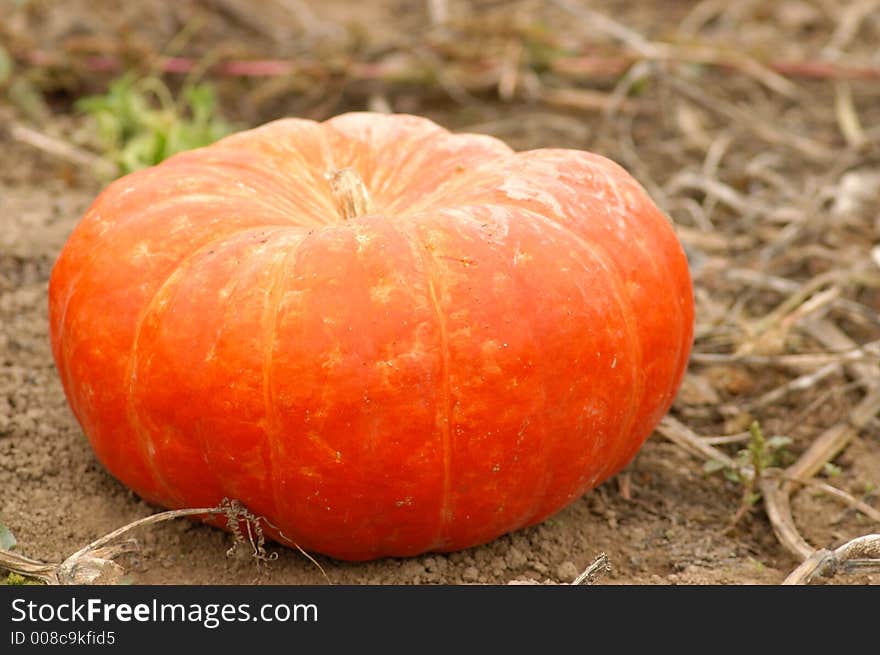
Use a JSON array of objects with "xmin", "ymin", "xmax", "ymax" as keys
[
  {"xmin": 704, "ymin": 423, "xmax": 793, "ymax": 484},
  {"xmin": 0, "ymin": 45, "xmax": 11, "ymax": 86},
  {"xmin": 822, "ymin": 462, "xmax": 842, "ymax": 478},
  {"xmin": 3, "ymin": 572, "xmax": 42, "ymax": 586},
  {"xmin": 0, "ymin": 523, "xmax": 43, "ymax": 585},
  {"xmin": 76, "ymin": 74, "xmax": 234, "ymax": 176},
  {"xmin": 0, "ymin": 522, "xmax": 16, "ymax": 550},
  {"xmin": 704, "ymin": 421, "xmax": 794, "ymax": 527}
]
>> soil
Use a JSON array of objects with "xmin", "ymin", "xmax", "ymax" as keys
[{"xmin": 1, "ymin": 0, "xmax": 879, "ymax": 585}]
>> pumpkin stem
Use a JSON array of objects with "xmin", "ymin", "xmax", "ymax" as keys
[{"xmin": 326, "ymin": 167, "xmax": 375, "ymax": 220}]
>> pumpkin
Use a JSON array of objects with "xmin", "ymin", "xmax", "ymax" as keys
[{"xmin": 48, "ymin": 112, "xmax": 693, "ymax": 561}]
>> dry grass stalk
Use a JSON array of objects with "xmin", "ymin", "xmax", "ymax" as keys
[
  {"xmin": 507, "ymin": 552, "xmax": 611, "ymax": 586},
  {"xmin": 7, "ymin": 120, "xmax": 118, "ymax": 178},
  {"xmin": 746, "ymin": 363, "xmax": 842, "ymax": 410},
  {"xmin": 661, "ymin": 384, "xmax": 880, "ymax": 562},
  {"xmin": 689, "ymin": 342, "xmax": 880, "ymax": 370},
  {"xmin": 552, "ymin": 0, "xmax": 798, "ymax": 97},
  {"xmin": 0, "ymin": 499, "xmax": 328, "ymax": 585},
  {"xmin": 572, "ymin": 552, "xmax": 612, "ymax": 585},
  {"xmin": 802, "ymin": 479, "xmax": 880, "ymax": 524},
  {"xmin": 759, "ymin": 475, "xmax": 815, "ymax": 559},
  {"xmin": 783, "ymin": 534, "xmax": 880, "ymax": 584},
  {"xmin": 786, "ymin": 385, "xmax": 880, "ymax": 484},
  {"xmin": 657, "ymin": 416, "xmax": 739, "ymax": 471}
]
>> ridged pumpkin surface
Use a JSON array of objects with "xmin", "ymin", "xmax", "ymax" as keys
[{"xmin": 48, "ymin": 112, "xmax": 693, "ymax": 560}]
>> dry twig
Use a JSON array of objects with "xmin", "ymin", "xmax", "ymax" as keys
[
  {"xmin": 572, "ymin": 553, "xmax": 612, "ymax": 585},
  {"xmin": 783, "ymin": 534, "xmax": 880, "ymax": 584},
  {"xmin": 7, "ymin": 120, "xmax": 118, "ymax": 178},
  {"xmin": 0, "ymin": 499, "xmax": 328, "ymax": 585}
]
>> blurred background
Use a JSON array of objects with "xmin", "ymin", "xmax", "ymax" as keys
[
  {"xmin": 2, "ymin": 1, "xmax": 877, "ymax": 175},
  {"xmin": 1, "ymin": 1, "xmax": 879, "ymax": 584}
]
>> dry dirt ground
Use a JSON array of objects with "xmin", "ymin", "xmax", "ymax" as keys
[{"xmin": 1, "ymin": 0, "xmax": 879, "ymax": 584}]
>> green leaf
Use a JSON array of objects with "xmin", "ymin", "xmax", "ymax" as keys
[
  {"xmin": 0, "ymin": 45, "xmax": 12, "ymax": 86},
  {"xmin": 77, "ymin": 74, "xmax": 234, "ymax": 175},
  {"xmin": 0, "ymin": 522, "xmax": 16, "ymax": 550},
  {"xmin": 822, "ymin": 462, "xmax": 842, "ymax": 478},
  {"xmin": 703, "ymin": 459, "xmax": 728, "ymax": 475},
  {"xmin": 4, "ymin": 572, "xmax": 42, "ymax": 586},
  {"xmin": 7, "ymin": 77, "xmax": 49, "ymax": 122},
  {"xmin": 722, "ymin": 468, "xmax": 742, "ymax": 484},
  {"xmin": 766, "ymin": 436, "xmax": 793, "ymax": 451}
]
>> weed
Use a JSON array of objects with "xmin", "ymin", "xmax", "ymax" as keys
[
  {"xmin": 76, "ymin": 74, "xmax": 234, "ymax": 176},
  {"xmin": 0, "ymin": 522, "xmax": 16, "ymax": 550},
  {"xmin": 822, "ymin": 462, "xmax": 843, "ymax": 478},
  {"xmin": 0, "ymin": 523, "xmax": 42, "ymax": 584},
  {"xmin": 3, "ymin": 572, "xmax": 42, "ymax": 586},
  {"xmin": 703, "ymin": 421, "xmax": 795, "ymax": 528},
  {"xmin": 703, "ymin": 423, "xmax": 794, "ymax": 484}
]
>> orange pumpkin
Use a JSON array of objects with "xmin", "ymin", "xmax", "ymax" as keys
[{"xmin": 48, "ymin": 113, "xmax": 693, "ymax": 560}]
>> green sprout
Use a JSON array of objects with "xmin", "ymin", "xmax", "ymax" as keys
[
  {"xmin": 703, "ymin": 423, "xmax": 793, "ymax": 485},
  {"xmin": 3, "ymin": 572, "xmax": 42, "ymax": 586},
  {"xmin": 76, "ymin": 74, "xmax": 234, "ymax": 176},
  {"xmin": 703, "ymin": 421, "xmax": 795, "ymax": 528},
  {"xmin": 0, "ymin": 522, "xmax": 42, "ymax": 585},
  {"xmin": 0, "ymin": 522, "xmax": 16, "ymax": 550}
]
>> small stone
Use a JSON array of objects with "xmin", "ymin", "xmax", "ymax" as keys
[
  {"xmin": 400, "ymin": 561, "xmax": 425, "ymax": 578},
  {"xmin": 675, "ymin": 373, "xmax": 720, "ymax": 406},
  {"xmin": 506, "ymin": 547, "xmax": 528, "ymax": 568},
  {"xmin": 556, "ymin": 560, "xmax": 579, "ymax": 582},
  {"xmin": 530, "ymin": 561, "xmax": 548, "ymax": 575}
]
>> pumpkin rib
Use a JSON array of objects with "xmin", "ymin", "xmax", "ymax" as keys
[
  {"xmin": 52, "ymin": 194, "xmax": 296, "ymax": 380},
  {"xmin": 124, "ymin": 224, "xmax": 299, "ymax": 506},
  {"xmin": 474, "ymin": 200, "xmax": 642, "ymax": 520},
  {"xmin": 440, "ymin": 201, "xmax": 645, "ymax": 523},
  {"xmin": 184, "ymin": 118, "xmax": 336, "ymax": 227},
  {"xmin": 443, "ymin": 148, "xmax": 689, "ymax": 487},
  {"xmin": 390, "ymin": 148, "xmax": 512, "ymax": 218},
  {"xmin": 73, "ymin": 187, "xmax": 292, "ymax": 248},
  {"xmin": 162, "ymin": 158, "xmax": 334, "ymax": 227},
  {"xmin": 520, "ymin": 205, "xmax": 644, "ymax": 509},
  {"xmin": 130, "ymin": 228, "xmax": 297, "ymax": 512},
  {"xmin": 199, "ymin": 240, "xmax": 267, "ymax": 367},
  {"xmin": 321, "ymin": 117, "xmax": 445, "ymax": 201},
  {"xmin": 207, "ymin": 118, "xmax": 342, "ymax": 223},
  {"xmin": 496, "ymin": 204, "xmax": 645, "ymax": 492},
  {"xmin": 54, "ymin": 213, "xmax": 288, "ymax": 433},
  {"xmin": 444, "ymin": 198, "xmax": 646, "ymax": 493},
  {"xmin": 582, "ymin": 160, "xmax": 690, "ymax": 480},
  {"xmin": 53, "ymin": 177, "xmax": 302, "ymax": 342},
  {"xmin": 321, "ymin": 112, "xmax": 514, "ymax": 218},
  {"xmin": 394, "ymin": 201, "xmax": 645, "ymax": 544},
  {"xmin": 389, "ymin": 220, "xmax": 455, "ymax": 551},
  {"xmin": 191, "ymin": 242, "xmax": 266, "ymax": 506},
  {"xmin": 394, "ymin": 204, "xmax": 551, "ymax": 537},
  {"xmin": 49, "ymin": 201, "xmax": 298, "ymax": 499},
  {"xmin": 378, "ymin": 131, "xmax": 510, "ymax": 210},
  {"xmin": 375, "ymin": 128, "xmax": 449, "ymax": 197},
  {"xmin": 212, "ymin": 138, "xmax": 338, "ymax": 226},
  {"xmin": 392, "ymin": 199, "xmax": 645, "ymax": 534},
  {"xmin": 261, "ymin": 231, "xmax": 312, "ymax": 546}
]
